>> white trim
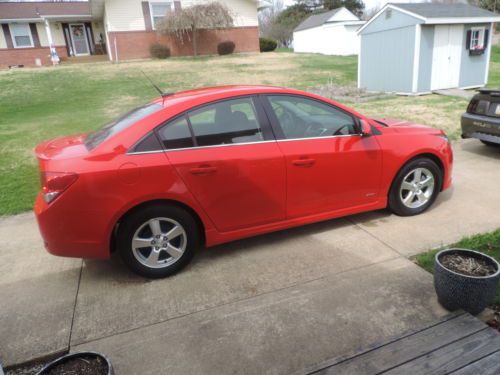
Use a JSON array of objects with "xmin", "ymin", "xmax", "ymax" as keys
[
  {"xmin": 412, "ymin": 24, "xmax": 421, "ymax": 93},
  {"xmin": 357, "ymin": 35, "xmax": 362, "ymax": 88},
  {"xmin": 149, "ymin": 1, "xmax": 174, "ymax": 31},
  {"xmin": 469, "ymin": 26, "xmax": 486, "ymax": 50},
  {"xmin": 9, "ymin": 23, "xmax": 34, "ymax": 48},
  {"xmin": 0, "ymin": 15, "xmax": 93, "ymax": 23},
  {"xmin": 357, "ymin": 4, "xmax": 426, "ymax": 35},
  {"xmin": 0, "ymin": 18, "xmax": 42, "ymax": 23},
  {"xmin": 424, "ymin": 17, "xmax": 500, "ymax": 25},
  {"xmin": 357, "ymin": 4, "xmax": 500, "ymax": 35},
  {"xmin": 484, "ymin": 24, "xmax": 494, "ymax": 85}
]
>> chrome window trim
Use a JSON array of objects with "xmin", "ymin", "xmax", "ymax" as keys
[
  {"xmin": 276, "ymin": 134, "xmax": 361, "ymax": 142},
  {"xmin": 126, "ymin": 134, "xmax": 361, "ymax": 155}
]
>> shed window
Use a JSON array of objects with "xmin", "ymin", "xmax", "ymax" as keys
[
  {"xmin": 470, "ymin": 28, "xmax": 485, "ymax": 50},
  {"xmin": 9, "ymin": 23, "xmax": 33, "ymax": 48},
  {"xmin": 150, "ymin": 2, "xmax": 174, "ymax": 29}
]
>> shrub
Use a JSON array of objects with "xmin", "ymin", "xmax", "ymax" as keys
[
  {"xmin": 217, "ymin": 41, "xmax": 235, "ymax": 55},
  {"xmin": 149, "ymin": 43, "xmax": 171, "ymax": 59},
  {"xmin": 259, "ymin": 37, "xmax": 277, "ymax": 52}
]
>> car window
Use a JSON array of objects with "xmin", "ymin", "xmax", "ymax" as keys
[
  {"xmin": 85, "ymin": 102, "xmax": 162, "ymax": 150},
  {"xmin": 187, "ymin": 98, "xmax": 264, "ymax": 147},
  {"xmin": 157, "ymin": 116, "xmax": 195, "ymax": 150},
  {"xmin": 267, "ymin": 95, "xmax": 358, "ymax": 139}
]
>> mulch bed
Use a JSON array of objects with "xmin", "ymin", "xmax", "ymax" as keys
[
  {"xmin": 43, "ymin": 355, "xmax": 108, "ymax": 375},
  {"xmin": 441, "ymin": 254, "xmax": 497, "ymax": 277},
  {"xmin": 5, "ymin": 354, "xmax": 108, "ymax": 375}
]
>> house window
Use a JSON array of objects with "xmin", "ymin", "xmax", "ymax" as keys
[
  {"xmin": 9, "ymin": 23, "xmax": 34, "ymax": 48},
  {"xmin": 150, "ymin": 2, "xmax": 174, "ymax": 29},
  {"xmin": 470, "ymin": 27, "xmax": 485, "ymax": 50}
]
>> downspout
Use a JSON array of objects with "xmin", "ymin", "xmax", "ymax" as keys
[{"xmin": 43, "ymin": 18, "xmax": 60, "ymax": 65}]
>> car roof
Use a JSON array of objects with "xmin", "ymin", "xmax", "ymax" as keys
[{"xmin": 151, "ymin": 85, "xmax": 304, "ymax": 107}]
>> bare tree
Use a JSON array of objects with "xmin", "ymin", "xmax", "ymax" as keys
[
  {"xmin": 158, "ymin": 1, "xmax": 234, "ymax": 56},
  {"xmin": 259, "ymin": 0, "xmax": 285, "ymax": 37}
]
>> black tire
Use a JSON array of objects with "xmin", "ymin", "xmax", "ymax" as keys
[
  {"xmin": 388, "ymin": 157, "xmax": 443, "ymax": 217},
  {"xmin": 481, "ymin": 140, "xmax": 500, "ymax": 147},
  {"xmin": 117, "ymin": 204, "xmax": 199, "ymax": 278}
]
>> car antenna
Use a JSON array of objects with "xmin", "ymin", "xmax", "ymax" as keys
[{"xmin": 140, "ymin": 70, "xmax": 174, "ymax": 105}]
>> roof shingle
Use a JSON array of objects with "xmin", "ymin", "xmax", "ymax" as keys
[
  {"xmin": 392, "ymin": 3, "xmax": 498, "ymax": 19},
  {"xmin": 294, "ymin": 8, "xmax": 344, "ymax": 32}
]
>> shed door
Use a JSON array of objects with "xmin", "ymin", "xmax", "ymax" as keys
[{"xmin": 431, "ymin": 25, "xmax": 463, "ymax": 90}]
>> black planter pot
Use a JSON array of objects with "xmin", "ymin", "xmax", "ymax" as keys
[
  {"xmin": 434, "ymin": 248, "xmax": 500, "ymax": 315},
  {"xmin": 36, "ymin": 352, "xmax": 114, "ymax": 375}
]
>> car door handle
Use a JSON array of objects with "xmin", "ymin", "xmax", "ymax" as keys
[
  {"xmin": 189, "ymin": 166, "xmax": 217, "ymax": 175},
  {"xmin": 292, "ymin": 158, "xmax": 315, "ymax": 167}
]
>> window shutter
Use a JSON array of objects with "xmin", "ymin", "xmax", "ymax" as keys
[
  {"xmin": 2, "ymin": 24, "xmax": 14, "ymax": 49},
  {"xmin": 29, "ymin": 23, "xmax": 40, "ymax": 48},
  {"xmin": 484, "ymin": 28, "xmax": 489, "ymax": 49},
  {"xmin": 466, "ymin": 30, "xmax": 471, "ymax": 50},
  {"xmin": 142, "ymin": 1, "xmax": 153, "ymax": 31},
  {"xmin": 174, "ymin": 1, "xmax": 181, "ymax": 11}
]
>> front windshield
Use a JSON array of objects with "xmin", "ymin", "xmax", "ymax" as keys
[{"xmin": 85, "ymin": 102, "xmax": 163, "ymax": 150}]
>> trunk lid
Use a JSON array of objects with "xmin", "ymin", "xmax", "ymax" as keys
[{"xmin": 35, "ymin": 134, "xmax": 89, "ymax": 160}]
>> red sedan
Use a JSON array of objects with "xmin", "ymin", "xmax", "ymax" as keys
[{"xmin": 34, "ymin": 86, "xmax": 453, "ymax": 278}]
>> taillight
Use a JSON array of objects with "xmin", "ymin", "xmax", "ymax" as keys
[
  {"xmin": 40, "ymin": 172, "xmax": 78, "ymax": 203},
  {"xmin": 467, "ymin": 99, "xmax": 479, "ymax": 113}
]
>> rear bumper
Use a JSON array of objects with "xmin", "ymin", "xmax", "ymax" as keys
[
  {"xmin": 461, "ymin": 113, "xmax": 500, "ymax": 144},
  {"xmin": 34, "ymin": 194, "xmax": 110, "ymax": 260}
]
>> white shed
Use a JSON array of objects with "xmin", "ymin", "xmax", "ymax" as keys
[{"xmin": 293, "ymin": 7, "xmax": 365, "ymax": 56}]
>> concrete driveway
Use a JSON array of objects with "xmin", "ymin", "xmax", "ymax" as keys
[{"xmin": 1, "ymin": 140, "xmax": 499, "ymax": 374}]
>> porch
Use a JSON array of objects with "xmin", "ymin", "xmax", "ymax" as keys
[{"xmin": 0, "ymin": 1, "xmax": 107, "ymax": 68}]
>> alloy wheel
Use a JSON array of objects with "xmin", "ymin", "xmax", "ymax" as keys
[
  {"xmin": 131, "ymin": 217, "xmax": 187, "ymax": 269},
  {"xmin": 399, "ymin": 167, "xmax": 435, "ymax": 209}
]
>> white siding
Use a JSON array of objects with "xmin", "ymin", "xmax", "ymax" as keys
[
  {"xmin": 293, "ymin": 24, "xmax": 361, "ymax": 55},
  {"xmin": 105, "ymin": 0, "xmax": 146, "ymax": 32},
  {"xmin": 37, "ymin": 22, "xmax": 66, "ymax": 47},
  {"xmin": 0, "ymin": 25, "xmax": 6, "ymax": 49},
  {"xmin": 328, "ymin": 8, "xmax": 359, "ymax": 22},
  {"xmin": 104, "ymin": 0, "xmax": 257, "ymax": 32},
  {"xmin": 183, "ymin": 0, "xmax": 258, "ymax": 27}
]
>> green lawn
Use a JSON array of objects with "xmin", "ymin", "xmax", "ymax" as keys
[
  {"xmin": 0, "ymin": 47, "xmax": 498, "ymax": 215},
  {"xmin": 414, "ymin": 229, "xmax": 500, "ymax": 306}
]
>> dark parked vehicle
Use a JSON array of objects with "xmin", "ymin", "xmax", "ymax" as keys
[{"xmin": 462, "ymin": 89, "xmax": 500, "ymax": 146}]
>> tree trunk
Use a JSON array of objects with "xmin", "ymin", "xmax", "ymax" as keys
[{"xmin": 192, "ymin": 25, "xmax": 198, "ymax": 56}]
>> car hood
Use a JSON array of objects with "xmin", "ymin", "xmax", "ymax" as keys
[
  {"xmin": 372, "ymin": 118, "xmax": 442, "ymax": 134},
  {"xmin": 35, "ymin": 134, "xmax": 89, "ymax": 160}
]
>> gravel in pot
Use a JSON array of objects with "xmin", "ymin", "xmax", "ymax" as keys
[
  {"xmin": 36, "ymin": 352, "xmax": 113, "ymax": 375},
  {"xmin": 434, "ymin": 248, "xmax": 500, "ymax": 315}
]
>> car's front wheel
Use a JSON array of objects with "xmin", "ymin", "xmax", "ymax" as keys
[
  {"xmin": 117, "ymin": 204, "xmax": 199, "ymax": 278},
  {"xmin": 388, "ymin": 158, "xmax": 442, "ymax": 216}
]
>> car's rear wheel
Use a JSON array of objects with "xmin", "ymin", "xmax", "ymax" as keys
[
  {"xmin": 481, "ymin": 140, "xmax": 500, "ymax": 147},
  {"xmin": 388, "ymin": 158, "xmax": 442, "ymax": 216},
  {"xmin": 117, "ymin": 204, "xmax": 199, "ymax": 278}
]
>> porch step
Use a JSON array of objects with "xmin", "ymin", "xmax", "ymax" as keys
[{"xmin": 62, "ymin": 55, "xmax": 109, "ymax": 64}]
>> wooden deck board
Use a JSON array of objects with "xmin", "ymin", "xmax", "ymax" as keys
[
  {"xmin": 313, "ymin": 314, "xmax": 486, "ymax": 375},
  {"xmin": 300, "ymin": 312, "xmax": 500, "ymax": 375},
  {"xmin": 384, "ymin": 328, "xmax": 500, "ymax": 375},
  {"xmin": 450, "ymin": 350, "xmax": 500, "ymax": 375}
]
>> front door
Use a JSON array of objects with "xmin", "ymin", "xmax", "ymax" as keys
[
  {"xmin": 158, "ymin": 97, "xmax": 286, "ymax": 232},
  {"xmin": 69, "ymin": 23, "xmax": 90, "ymax": 56},
  {"xmin": 431, "ymin": 25, "xmax": 463, "ymax": 90},
  {"xmin": 263, "ymin": 95, "xmax": 382, "ymax": 219}
]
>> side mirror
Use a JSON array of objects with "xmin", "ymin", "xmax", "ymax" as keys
[{"xmin": 359, "ymin": 119, "xmax": 372, "ymax": 137}]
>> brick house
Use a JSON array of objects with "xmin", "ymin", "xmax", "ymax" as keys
[{"xmin": 0, "ymin": 0, "xmax": 260, "ymax": 68}]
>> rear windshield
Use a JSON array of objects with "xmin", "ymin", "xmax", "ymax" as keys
[{"xmin": 85, "ymin": 102, "xmax": 163, "ymax": 150}]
